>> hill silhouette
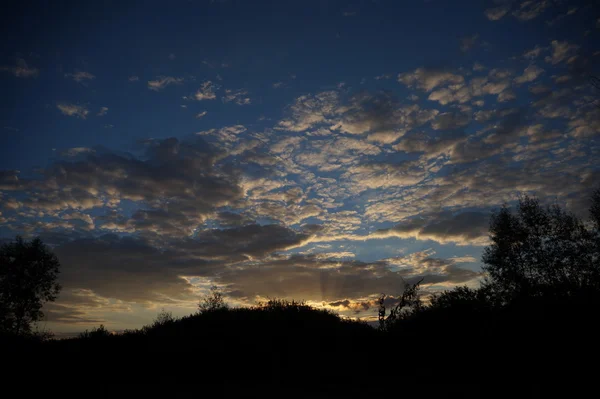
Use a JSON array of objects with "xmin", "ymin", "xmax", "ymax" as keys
[
  {"xmin": 3, "ymin": 191, "xmax": 600, "ymax": 397},
  {"xmin": 3, "ymin": 295, "xmax": 598, "ymax": 397}
]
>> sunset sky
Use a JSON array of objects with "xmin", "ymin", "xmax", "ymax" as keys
[{"xmin": 1, "ymin": 0, "xmax": 599, "ymax": 334}]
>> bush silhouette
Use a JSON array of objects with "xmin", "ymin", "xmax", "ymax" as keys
[
  {"xmin": 78, "ymin": 324, "xmax": 111, "ymax": 339},
  {"xmin": 198, "ymin": 285, "xmax": 228, "ymax": 313}
]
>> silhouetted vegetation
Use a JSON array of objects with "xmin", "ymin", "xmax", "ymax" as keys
[
  {"xmin": 78, "ymin": 324, "xmax": 111, "ymax": 339},
  {"xmin": 198, "ymin": 285, "xmax": 228, "ymax": 313},
  {"xmin": 0, "ymin": 236, "xmax": 61, "ymax": 337},
  {"xmin": 3, "ymin": 192, "xmax": 600, "ymax": 395}
]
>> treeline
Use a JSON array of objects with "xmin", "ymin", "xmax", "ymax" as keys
[{"xmin": 2, "ymin": 191, "xmax": 600, "ymax": 393}]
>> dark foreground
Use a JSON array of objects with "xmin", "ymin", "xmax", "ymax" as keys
[{"xmin": 2, "ymin": 299, "xmax": 598, "ymax": 398}]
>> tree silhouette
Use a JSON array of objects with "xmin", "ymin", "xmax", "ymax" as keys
[
  {"xmin": 78, "ymin": 324, "xmax": 111, "ymax": 339},
  {"xmin": 377, "ymin": 278, "xmax": 423, "ymax": 331},
  {"xmin": 482, "ymin": 193, "xmax": 600, "ymax": 301},
  {"xmin": 0, "ymin": 236, "xmax": 61, "ymax": 335},
  {"xmin": 198, "ymin": 285, "xmax": 227, "ymax": 313}
]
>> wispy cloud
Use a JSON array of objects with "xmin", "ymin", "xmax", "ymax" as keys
[
  {"xmin": 523, "ymin": 45, "xmax": 545, "ymax": 60},
  {"xmin": 544, "ymin": 40, "xmax": 578, "ymax": 65},
  {"xmin": 57, "ymin": 103, "xmax": 89, "ymax": 119},
  {"xmin": 148, "ymin": 76, "xmax": 184, "ymax": 91},
  {"xmin": 223, "ymin": 89, "xmax": 251, "ymax": 105},
  {"xmin": 460, "ymin": 34, "xmax": 479, "ymax": 52},
  {"xmin": 195, "ymin": 81, "xmax": 217, "ymax": 100},
  {"xmin": 514, "ymin": 64, "xmax": 544, "ymax": 84},
  {"xmin": 97, "ymin": 107, "xmax": 109, "ymax": 116},
  {"xmin": 398, "ymin": 68, "xmax": 464, "ymax": 91},
  {"xmin": 484, "ymin": 4, "xmax": 511, "ymax": 21},
  {"xmin": 65, "ymin": 70, "xmax": 95, "ymax": 83},
  {"xmin": 0, "ymin": 58, "xmax": 39, "ymax": 78},
  {"xmin": 512, "ymin": 0, "xmax": 550, "ymax": 21}
]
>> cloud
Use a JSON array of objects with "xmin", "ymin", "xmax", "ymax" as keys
[
  {"xmin": 485, "ymin": 4, "xmax": 511, "ymax": 20},
  {"xmin": 294, "ymin": 137, "xmax": 381, "ymax": 172},
  {"xmin": 545, "ymin": 40, "xmax": 579, "ymax": 65},
  {"xmin": 277, "ymin": 91, "xmax": 339, "ymax": 132},
  {"xmin": 553, "ymin": 75, "xmax": 571, "ymax": 84},
  {"xmin": 473, "ymin": 63, "xmax": 486, "ymax": 72},
  {"xmin": 0, "ymin": 58, "xmax": 39, "ymax": 78},
  {"xmin": 148, "ymin": 76, "xmax": 184, "ymax": 91},
  {"xmin": 428, "ymin": 84, "xmax": 471, "ymax": 105},
  {"xmin": 42, "ymin": 227, "xmax": 480, "ymax": 323},
  {"xmin": 65, "ymin": 71, "xmax": 95, "ymax": 83},
  {"xmin": 195, "ymin": 81, "xmax": 218, "ymax": 100},
  {"xmin": 341, "ymin": 160, "xmax": 427, "ymax": 193},
  {"xmin": 394, "ymin": 126, "xmax": 468, "ymax": 160},
  {"xmin": 97, "ymin": 107, "xmax": 109, "ymax": 116},
  {"xmin": 214, "ymin": 211, "xmax": 255, "ymax": 227},
  {"xmin": 371, "ymin": 211, "xmax": 490, "ymax": 245},
  {"xmin": 60, "ymin": 147, "xmax": 95, "ymax": 157},
  {"xmin": 426, "ymin": 71, "xmax": 516, "ymax": 106},
  {"xmin": 460, "ymin": 34, "xmax": 479, "ymax": 52},
  {"xmin": 53, "ymin": 235, "xmax": 198, "ymax": 304},
  {"xmin": 545, "ymin": 6, "xmax": 578, "ymax": 26},
  {"xmin": 512, "ymin": 0, "xmax": 550, "ymax": 21},
  {"xmin": 482, "ymin": 108, "xmax": 527, "ymax": 145},
  {"xmin": 333, "ymin": 92, "xmax": 409, "ymax": 139},
  {"xmin": 196, "ymin": 124, "xmax": 247, "ymax": 143},
  {"xmin": 514, "ymin": 65, "xmax": 544, "ymax": 85},
  {"xmin": 398, "ymin": 68, "xmax": 464, "ymax": 92},
  {"xmin": 57, "ymin": 103, "xmax": 89, "ymax": 119},
  {"xmin": 2, "ymin": 137, "xmax": 246, "ymax": 238},
  {"xmin": 523, "ymin": 45, "xmax": 545, "ymax": 60},
  {"xmin": 277, "ymin": 90, "xmax": 437, "ymax": 144},
  {"xmin": 217, "ymin": 250, "xmax": 480, "ymax": 308},
  {"xmin": 568, "ymin": 108, "xmax": 600, "ymax": 138},
  {"xmin": 431, "ymin": 112, "xmax": 470, "ymax": 130},
  {"xmin": 223, "ymin": 89, "xmax": 251, "ymax": 105},
  {"xmin": 497, "ymin": 90, "xmax": 517, "ymax": 102},
  {"xmin": 128, "ymin": 75, "xmax": 140, "ymax": 82},
  {"xmin": 195, "ymin": 111, "xmax": 208, "ymax": 119}
]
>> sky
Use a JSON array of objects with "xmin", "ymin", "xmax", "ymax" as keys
[{"xmin": 1, "ymin": 0, "xmax": 599, "ymax": 334}]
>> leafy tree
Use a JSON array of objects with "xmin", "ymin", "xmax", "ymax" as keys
[
  {"xmin": 482, "ymin": 193, "xmax": 600, "ymax": 301},
  {"xmin": 198, "ymin": 285, "xmax": 227, "ymax": 313},
  {"xmin": 0, "ymin": 236, "xmax": 61, "ymax": 335}
]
